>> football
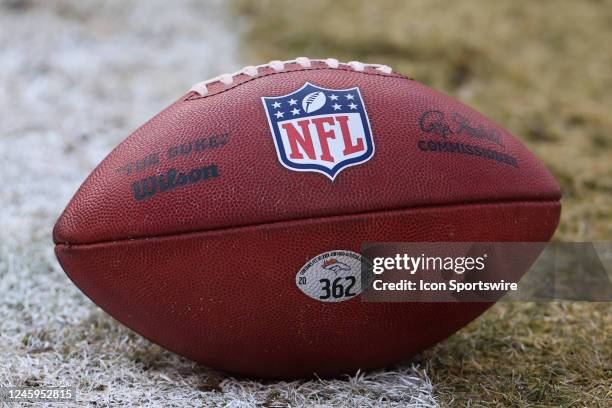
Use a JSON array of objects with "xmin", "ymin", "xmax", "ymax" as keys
[{"xmin": 54, "ymin": 57, "xmax": 561, "ymax": 379}]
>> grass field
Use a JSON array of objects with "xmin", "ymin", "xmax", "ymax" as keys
[
  {"xmin": 1, "ymin": 1, "xmax": 609, "ymax": 406},
  {"xmin": 232, "ymin": 0, "xmax": 612, "ymax": 405}
]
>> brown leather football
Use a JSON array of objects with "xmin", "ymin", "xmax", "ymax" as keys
[{"xmin": 54, "ymin": 57, "xmax": 561, "ymax": 378}]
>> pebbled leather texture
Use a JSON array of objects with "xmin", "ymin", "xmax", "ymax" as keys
[{"xmin": 53, "ymin": 60, "xmax": 561, "ymax": 378}]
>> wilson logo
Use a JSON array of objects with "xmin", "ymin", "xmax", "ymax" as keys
[{"xmin": 132, "ymin": 165, "xmax": 219, "ymax": 201}]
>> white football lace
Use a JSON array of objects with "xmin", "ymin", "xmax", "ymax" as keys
[{"xmin": 189, "ymin": 57, "xmax": 393, "ymax": 96}]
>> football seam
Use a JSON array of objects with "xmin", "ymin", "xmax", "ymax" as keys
[
  {"xmin": 184, "ymin": 66, "xmax": 411, "ymax": 101},
  {"xmin": 55, "ymin": 197, "xmax": 560, "ymax": 248}
]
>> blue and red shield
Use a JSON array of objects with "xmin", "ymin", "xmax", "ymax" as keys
[{"xmin": 262, "ymin": 82, "xmax": 375, "ymax": 180}]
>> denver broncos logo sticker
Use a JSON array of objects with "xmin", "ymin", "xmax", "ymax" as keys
[{"xmin": 295, "ymin": 250, "xmax": 367, "ymax": 302}]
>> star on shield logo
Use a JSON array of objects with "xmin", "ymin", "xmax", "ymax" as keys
[{"xmin": 261, "ymin": 82, "xmax": 375, "ymax": 180}]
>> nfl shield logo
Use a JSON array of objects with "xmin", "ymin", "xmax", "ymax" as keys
[{"xmin": 262, "ymin": 82, "xmax": 375, "ymax": 180}]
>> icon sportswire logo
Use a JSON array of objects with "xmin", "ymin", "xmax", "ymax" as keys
[{"xmin": 262, "ymin": 82, "xmax": 375, "ymax": 180}]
